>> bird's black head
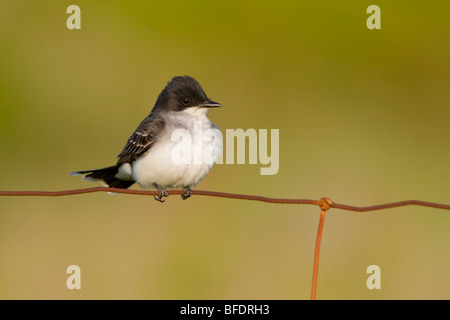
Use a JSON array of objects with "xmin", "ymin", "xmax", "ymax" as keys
[{"xmin": 153, "ymin": 76, "xmax": 221, "ymax": 113}]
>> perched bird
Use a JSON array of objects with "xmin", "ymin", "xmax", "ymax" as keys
[{"xmin": 72, "ymin": 76, "xmax": 222, "ymax": 202}]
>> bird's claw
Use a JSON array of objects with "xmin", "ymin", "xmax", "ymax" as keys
[
  {"xmin": 154, "ymin": 186, "xmax": 168, "ymax": 202},
  {"xmin": 181, "ymin": 186, "xmax": 192, "ymax": 200}
]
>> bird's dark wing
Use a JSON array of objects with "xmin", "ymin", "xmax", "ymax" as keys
[{"xmin": 116, "ymin": 114, "xmax": 165, "ymax": 165}]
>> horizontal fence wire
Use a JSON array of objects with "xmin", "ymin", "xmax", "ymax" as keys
[
  {"xmin": 0, "ymin": 187, "xmax": 449, "ymax": 211},
  {"xmin": 1, "ymin": 187, "xmax": 449, "ymax": 300}
]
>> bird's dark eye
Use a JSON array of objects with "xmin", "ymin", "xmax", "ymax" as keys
[{"xmin": 182, "ymin": 98, "xmax": 191, "ymax": 105}]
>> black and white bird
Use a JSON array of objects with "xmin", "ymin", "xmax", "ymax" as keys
[{"xmin": 72, "ymin": 76, "xmax": 222, "ymax": 202}]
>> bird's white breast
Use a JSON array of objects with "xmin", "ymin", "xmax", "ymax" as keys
[{"xmin": 130, "ymin": 108, "xmax": 222, "ymax": 189}]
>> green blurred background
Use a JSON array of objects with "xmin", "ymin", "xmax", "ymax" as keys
[{"xmin": 0, "ymin": 0, "xmax": 449, "ymax": 299}]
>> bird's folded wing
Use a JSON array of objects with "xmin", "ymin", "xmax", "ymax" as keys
[{"xmin": 116, "ymin": 114, "xmax": 165, "ymax": 164}]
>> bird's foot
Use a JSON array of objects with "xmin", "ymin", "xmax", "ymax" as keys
[
  {"xmin": 181, "ymin": 186, "xmax": 192, "ymax": 200},
  {"xmin": 154, "ymin": 185, "xmax": 169, "ymax": 202}
]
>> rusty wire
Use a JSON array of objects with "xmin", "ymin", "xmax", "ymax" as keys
[
  {"xmin": 0, "ymin": 187, "xmax": 449, "ymax": 211},
  {"xmin": 0, "ymin": 187, "xmax": 448, "ymax": 299}
]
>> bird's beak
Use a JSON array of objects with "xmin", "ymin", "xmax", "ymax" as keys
[{"xmin": 197, "ymin": 100, "xmax": 222, "ymax": 108}]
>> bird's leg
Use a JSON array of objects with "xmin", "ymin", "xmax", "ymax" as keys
[
  {"xmin": 153, "ymin": 184, "xmax": 169, "ymax": 202},
  {"xmin": 181, "ymin": 186, "xmax": 192, "ymax": 200}
]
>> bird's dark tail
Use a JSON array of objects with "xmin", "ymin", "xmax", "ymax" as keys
[{"xmin": 71, "ymin": 165, "xmax": 135, "ymax": 189}]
